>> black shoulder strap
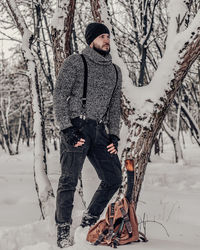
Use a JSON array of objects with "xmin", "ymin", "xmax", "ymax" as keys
[{"xmin": 80, "ymin": 54, "xmax": 88, "ymax": 117}]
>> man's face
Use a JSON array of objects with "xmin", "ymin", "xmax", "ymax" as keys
[{"xmin": 90, "ymin": 33, "xmax": 110, "ymax": 51}]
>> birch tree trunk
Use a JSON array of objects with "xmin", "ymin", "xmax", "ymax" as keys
[
  {"xmin": 0, "ymin": 94, "xmax": 15, "ymax": 155},
  {"xmin": 51, "ymin": 0, "xmax": 76, "ymax": 77},
  {"xmin": 15, "ymin": 108, "xmax": 23, "ymax": 155},
  {"xmin": 163, "ymin": 118, "xmax": 184, "ymax": 164},
  {"xmin": 90, "ymin": 0, "xmax": 200, "ymax": 208},
  {"xmin": 5, "ymin": 0, "xmax": 55, "ymax": 219}
]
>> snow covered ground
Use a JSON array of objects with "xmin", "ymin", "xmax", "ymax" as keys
[{"xmin": 0, "ymin": 134, "xmax": 200, "ymax": 250}]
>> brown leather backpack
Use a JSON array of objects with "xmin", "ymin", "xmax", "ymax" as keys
[{"xmin": 86, "ymin": 159, "xmax": 148, "ymax": 248}]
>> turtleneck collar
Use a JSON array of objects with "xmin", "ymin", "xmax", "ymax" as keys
[
  {"xmin": 93, "ymin": 46, "xmax": 110, "ymax": 57},
  {"xmin": 81, "ymin": 46, "xmax": 112, "ymax": 66}
]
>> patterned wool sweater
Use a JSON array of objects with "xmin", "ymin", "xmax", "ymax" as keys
[{"xmin": 53, "ymin": 46, "xmax": 122, "ymax": 138}]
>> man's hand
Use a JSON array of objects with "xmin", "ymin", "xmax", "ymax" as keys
[
  {"xmin": 107, "ymin": 143, "xmax": 117, "ymax": 154},
  {"xmin": 62, "ymin": 126, "xmax": 85, "ymax": 147},
  {"xmin": 70, "ymin": 117, "xmax": 86, "ymax": 147},
  {"xmin": 74, "ymin": 138, "xmax": 85, "ymax": 147},
  {"xmin": 107, "ymin": 134, "xmax": 120, "ymax": 154}
]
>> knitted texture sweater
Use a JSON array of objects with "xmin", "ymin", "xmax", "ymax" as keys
[{"xmin": 53, "ymin": 46, "xmax": 122, "ymax": 138}]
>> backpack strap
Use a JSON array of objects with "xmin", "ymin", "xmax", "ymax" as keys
[
  {"xmin": 106, "ymin": 203, "xmax": 115, "ymax": 243},
  {"xmin": 111, "ymin": 219, "xmax": 125, "ymax": 248},
  {"xmin": 120, "ymin": 207, "xmax": 132, "ymax": 236},
  {"xmin": 94, "ymin": 203, "xmax": 115, "ymax": 246},
  {"xmin": 80, "ymin": 54, "xmax": 88, "ymax": 119},
  {"xmin": 94, "ymin": 229, "xmax": 109, "ymax": 246}
]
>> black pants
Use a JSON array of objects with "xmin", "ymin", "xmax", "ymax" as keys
[{"xmin": 55, "ymin": 118, "xmax": 122, "ymax": 224}]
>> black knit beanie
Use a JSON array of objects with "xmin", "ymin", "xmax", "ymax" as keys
[{"xmin": 85, "ymin": 22, "xmax": 110, "ymax": 45}]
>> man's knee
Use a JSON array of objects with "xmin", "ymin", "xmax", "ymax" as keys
[
  {"xmin": 103, "ymin": 174, "xmax": 122, "ymax": 190},
  {"xmin": 114, "ymin": 174, "xmax": 122, "ymax": 189},
  {"xmin": 58, "ymin": 174, "xmax": 78, "ymax": 191},
  {"xmin": 113, "ymin": 165, "xmax": 122, "ymax": 188}
]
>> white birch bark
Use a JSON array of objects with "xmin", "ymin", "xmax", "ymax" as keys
[{"xmin": 5, "ymin": 0, "xmax": 55, "ymax": 219}]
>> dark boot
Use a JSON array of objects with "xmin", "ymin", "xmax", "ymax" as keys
[
  {"xmin": 80, "ymin": 211, "xmax": 99, "ymax": 228},
  {"xmin": 57, "ymin": 222, "xmax": 73, "ymax": 248}
]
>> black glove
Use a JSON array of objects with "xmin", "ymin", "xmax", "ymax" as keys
[
  {"xmin": 109, "ymin": 134, "xmax": 120, "ymax": 151},
  {"xmin": 61, "ymin": 126, "xmax": 84, "ymax": 146},
  {"xmin": 71, "ymin": 117, "xmax": 86, "ymax": 130}
]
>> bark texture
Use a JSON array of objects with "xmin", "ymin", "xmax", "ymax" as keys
[
  {"xmin": 51, "ymin": 0, "xmax": 76, "ymax": 77},
  {"xmin": 131, "ymin": 34, "xmax": 200, "ymax": 207}
]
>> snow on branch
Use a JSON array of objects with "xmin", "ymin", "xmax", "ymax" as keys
[
  {"xmin": 100, "ymin": 0, "xmax": 200, "ymax": 121},
  {"xmin": 51, "ymin": 0, "xmax": 70, "ymax": 31},
  {"xmin": 5, "ymin": 0, "xmax": 28, "ymax": 35},
  {"xmin": 166, "ymin": 0, "xmax": 188, "ymax": 48},
  {"xmin": 5, "ymin": 0, "xmax": 34, "ymax": 62},
  {"xmin": 130, "ymin": 8, "xmax": 200, "ymax": 118}
]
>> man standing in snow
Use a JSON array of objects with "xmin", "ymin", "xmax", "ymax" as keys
[{"xmin": 53, "ymin": 22, "xmax": 122, "ymax": 248}]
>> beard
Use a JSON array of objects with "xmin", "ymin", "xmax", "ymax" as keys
[{"xmin": 93, "ymin": 43, "xmax": 110, "ymax": 57}]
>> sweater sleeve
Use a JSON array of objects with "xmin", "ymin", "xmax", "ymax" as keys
[
  {"xmin": 108, "ymin": 65, "xmax": 122, "ymax": 139},
  {"xmin": 53, "ymin": 54, "xmax": 78, "ymax": 131}
]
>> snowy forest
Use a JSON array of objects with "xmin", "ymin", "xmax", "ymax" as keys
[{"xmin": 0, "ymin": 0, "xmax": 200, "ymax": 249}]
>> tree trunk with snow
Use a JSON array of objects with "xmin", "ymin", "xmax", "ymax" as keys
[
  {"xmin": 15, "ymin": 108, "xmax": 23, "ymax": 155},
  {"xmin": 22, "ymin": 106, "xmax": 31, "ymax": 147},
  {"xmin": 128, "ymin": 31, "xmax": 200, "ymax": 206},
  {"xmin": 51, "ymin": 0, "xmax": 76, "ymax": 77},
  {"xmin": 5, "ymin": 0, "xmax": 55, "ymax": 219},
  {"xmin": 90, "ymin": 0, "xmax": 200, "ymax": 208}
]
